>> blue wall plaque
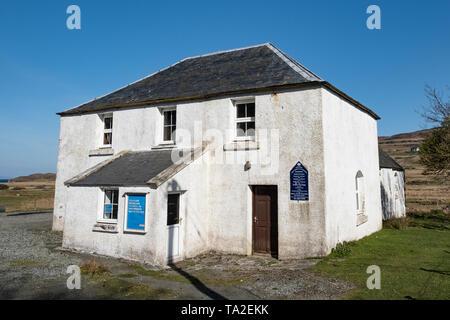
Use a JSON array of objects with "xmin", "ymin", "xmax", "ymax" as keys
[
  {"xmin": 290, "ymin": 162, "xmax": 309, "ymax": 201},
  {"xmin": 126, "ymin": 194, "xmax": 146, "ymax": 231}
]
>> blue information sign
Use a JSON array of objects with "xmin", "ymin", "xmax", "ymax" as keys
[
  {"xmin": 290, "ymin": 162, "xmax": 309, "ymax": 201},
  {"xmin": 126, "ymin": 194, "xmax": 146, "ymax": 231}
]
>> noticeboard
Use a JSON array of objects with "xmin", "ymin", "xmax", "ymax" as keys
[
  {"xmin": 126, "ymin": 194, "xmax": 146, "ymax": 231},
  {"xmin": 290, "ymin": 162, "xmax": 309, "ymax": 201}
]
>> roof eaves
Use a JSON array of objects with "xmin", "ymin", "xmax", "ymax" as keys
[
  {"xmin": 57, "ymin": 81, "xmax": 323, "ymax": 116},
  {"xmin": 147, "ymin": 143, "xmax": 209, "ymax": 188},
  {"xmin": 65, "ymin": 150, "xmax": 130, "ymax": 186},
  {"xmin": 321, "ymin": 82, "xmax": 381, "ymax": 120}
]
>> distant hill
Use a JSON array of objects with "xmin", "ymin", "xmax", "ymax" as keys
[
  {"xmin": 379, "ymin": 127, "xmax": 449, "ymax": 213},
  {"xmin": 10, "ymin": 173, "xmax": 56, "ymax": 182},
  {"xmin": 379, "ymin": 128, "xmax": 436, "ymax": 141}
]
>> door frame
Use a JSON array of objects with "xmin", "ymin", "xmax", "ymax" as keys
[
  {"xmin": 166, "ymin": 191, "xmax": 185, "ymax": 263},
  {"xmin": 251, "ymin": 185, "xmax": 278, "ymax": 258}
]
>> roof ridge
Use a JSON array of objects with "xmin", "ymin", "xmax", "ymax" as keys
[
  {"xmin": 265, "ymin": 43, "xmax": 323, "ymax": 81},
  {"xmin": 181, "ymin": 43, "xmax": 270, "ymax": 61}
]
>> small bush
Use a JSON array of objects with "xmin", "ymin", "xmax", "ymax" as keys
[
  {"xmin": 429, "ymin": 209, "xmax": 445, "ymax": 216},
  {"xmin": 331, "ymin": 242, "xmax": 352, "ymax": 258},
  {"xmin": 384, "ymin": 218, "xmax": 409, "ymax": 230},
  {"xmin": 0, "ymin": 184, "xmax": 8, "ymax": 190},
  {"xmin": 80, "ymin": 259, "xmax": 110, "ymax": 277}
]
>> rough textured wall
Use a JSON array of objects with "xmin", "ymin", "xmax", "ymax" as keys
[
  {"xmin": 62, "ymin": 153, "xmax": 208, "ymax": 265},
  {"xmin": 321, "ymin": 87, "xmax": 382, "ymax": 251},
  {"xmin": 203, "ymin": 88, "xmax": 327, "ymax": 258},
  {"xmin": 380, "ymin": 169, "xmax": 406, "ymax": 220},
  {"xmin": 53, "ymin": 114, "xmax": 106, "ymax": 231},
  {"xmin": 56, "ymin": 87, "xmax": 337, "ymax": 262},
  {"xmin": 53, "ymin": 107, "xmax": 161, "ymax": 231}
]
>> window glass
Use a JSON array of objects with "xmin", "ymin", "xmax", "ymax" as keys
[
  {"xmin": 163, "ymin": 110, "xmax": 176, "ymax": 141},
  {"xmin": 104, "ymin": 132, "xmax": 112, "ymax": 145},
  {"xmin": 236, "ymin": 122, "xmax": 247, "ymax": 136},
  {"xmin": 236, "ymin": 104, "xmax": 246, "ymax": 118},
  {"xmin": 235, "ymin": 102, "xmax": 255, "ymax": 138},
  {"xmin": 104, "ymin": 117, "xmax": 113, "ymax": 130},
  {"xmin": 247, "ymin": 121, "xmax": 255, "ymax": 134},
  {"xmin": 355, "ymin": 171, "xmax": 365, "ymax": 214},
  {"xmin": 164, "ymin": 126, "xmax": 172, "ymax": 141},
  {"xmin": 164, "ymin": 111, "xmax": 172, "ymax": 125},
  {"xmin": 246, "ymin": 103, "xmax": 255, "ymax": 117},
  {"xmin": 167, "ymin": 194, "xmax": 180, "ymax": 225},
  {"xmin": 104, "ymin": 189, "xmax": 118, "ymax": 220},
  {"xmin": 103, "ymin": 115, "xmax": 113, "ymax": 145}
]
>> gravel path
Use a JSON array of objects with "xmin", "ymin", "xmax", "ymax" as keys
[{"xmin": 0, "ymin": 212, "xmax": 353, "ymax": 299}]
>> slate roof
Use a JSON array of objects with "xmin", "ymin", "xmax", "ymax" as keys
[
  {"xmin": 379, "ymin": 148, "xmax": 404, "ymax": 171},
  {"xmin": 68, "ymin": 149, "xmax": 181, "ymax": 187},
  {"xmin": 58, "ymin": 43, "xmax": 379, "ymax": 119}
]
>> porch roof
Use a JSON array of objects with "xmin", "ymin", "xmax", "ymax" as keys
[{"xmin": 66, "ymin": 148, "xmax": 199, "ymax": 188}]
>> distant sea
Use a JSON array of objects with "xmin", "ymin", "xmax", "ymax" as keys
[{"xmin": 0, "ymin": 179, "xmax": 9, "ymax": 183}]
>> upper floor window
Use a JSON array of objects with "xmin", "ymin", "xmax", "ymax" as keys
[
  {"xmin": 103, "ymin": 189, "xmax": 118, "ymax": 220},
  {"xmin": 235, "ymin": 101, "xmax": 255, "ymax": 139},
  {"xmin": 355, "ymin": 171, "xmax": 365, "ymax": 214},
  {"xmin": 163, "ymin": 109, "xmax": 176, "ymax": 142},
  {"xmin": 102, "ymin": 114, "xmax": 113, "ymax": 146}
]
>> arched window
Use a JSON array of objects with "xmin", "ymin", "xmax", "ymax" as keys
[{"xmin": 355, "ymin": 171, "xmax": 365, "ymax": 214}]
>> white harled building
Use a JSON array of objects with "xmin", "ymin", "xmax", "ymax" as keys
[{"xmin": 53, "ymin": 43, "xmax": 382, "ymax": 265}]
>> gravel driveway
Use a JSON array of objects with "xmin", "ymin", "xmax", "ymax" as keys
[{"xmin": 0, "ymin": 212, "xmax": 353, "ymax": 299}]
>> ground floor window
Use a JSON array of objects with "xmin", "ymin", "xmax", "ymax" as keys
[
  {"xmin": 167, "ymin": 194, "xmax": 180, "ymax": 225},
  {"xmin": 103, "ymin": 189, "xmax": 118, "ymax": 220},
  {"xmin": 355, "ymin": 171, "xmax": 365, "ymax": 214}
]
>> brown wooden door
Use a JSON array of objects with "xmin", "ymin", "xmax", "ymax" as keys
[{"xmin": 252, "ymin": 186, "xmax": 278, "ymax": 256}]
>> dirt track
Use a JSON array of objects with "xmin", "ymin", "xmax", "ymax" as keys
[{"xmin": 0, "ymin": 212, "xmax": 352, "ymax": 299}]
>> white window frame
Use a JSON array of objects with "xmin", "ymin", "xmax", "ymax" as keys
[
  {"xmin": 355, "ymin": 171, "xmax": 365, "ymax": 215},
  {"xmin": 123, "ymin": 193, "xmax": 149, "ymax": 234},
  {"xmin": 162, "ymin": 107, "xmax": 177, "ymax": 144},
  {"xmin": 98, "ymin": 188, "xmax": 119, "ymax": 224},
  {"xmin": 233, "ymin": 99, "xmax": 255, "ymax": 141},
  {"xmin": 101, "ymin": 113, "xmax": 113, "ymax": 148}
]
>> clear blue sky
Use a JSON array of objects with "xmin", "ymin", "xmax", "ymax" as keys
[{"xmin": 0, "ymin": 0, "xmax": 449, "ymax": 178}]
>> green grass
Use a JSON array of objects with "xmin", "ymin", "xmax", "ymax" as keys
[
  {"xmin": 80, "ymin": 262, "xmax": 174, "ymax": 299},
  {"xmin": 8, "ymin": 259, "xmax": 39, "ymax": 267},
  {"xmin": 312, "ymin": 212, "xmax": 450, "ymax": 300},
  {"xmin": 99, "ymin": 277, "xmax": 174, "ymax": 299},
  {"xmin": 0, "ymin": 187, "xmax": 54, "ymax": 213}
]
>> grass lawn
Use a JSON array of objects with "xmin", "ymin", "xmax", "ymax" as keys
[
  {"xmin": 0, "ymin": 182, "xmax": 54, "ymax": 212},
  {"xmin": 312, "ymin": 211, "xmax": 450, "ymax": 300}
]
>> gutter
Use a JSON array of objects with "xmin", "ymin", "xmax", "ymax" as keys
[{"xmin": 57, "ymin": 81, "xmax": 380, "ymax": 121}]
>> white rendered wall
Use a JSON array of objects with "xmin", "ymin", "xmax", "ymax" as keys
[
  {"xmin": 321, "ymin": 87, "xmax": 382, "ymax": 251},
  {"xmin": 56, "ymin": 86, "xmax": 380, "ymax": 264},
  {"xmin": 62, "ymin": 151, "xmax": 208, "ymax": 265},
  {"xmin": 380, "ymin": 168, "xmax": 406, "ymax": 220}
]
